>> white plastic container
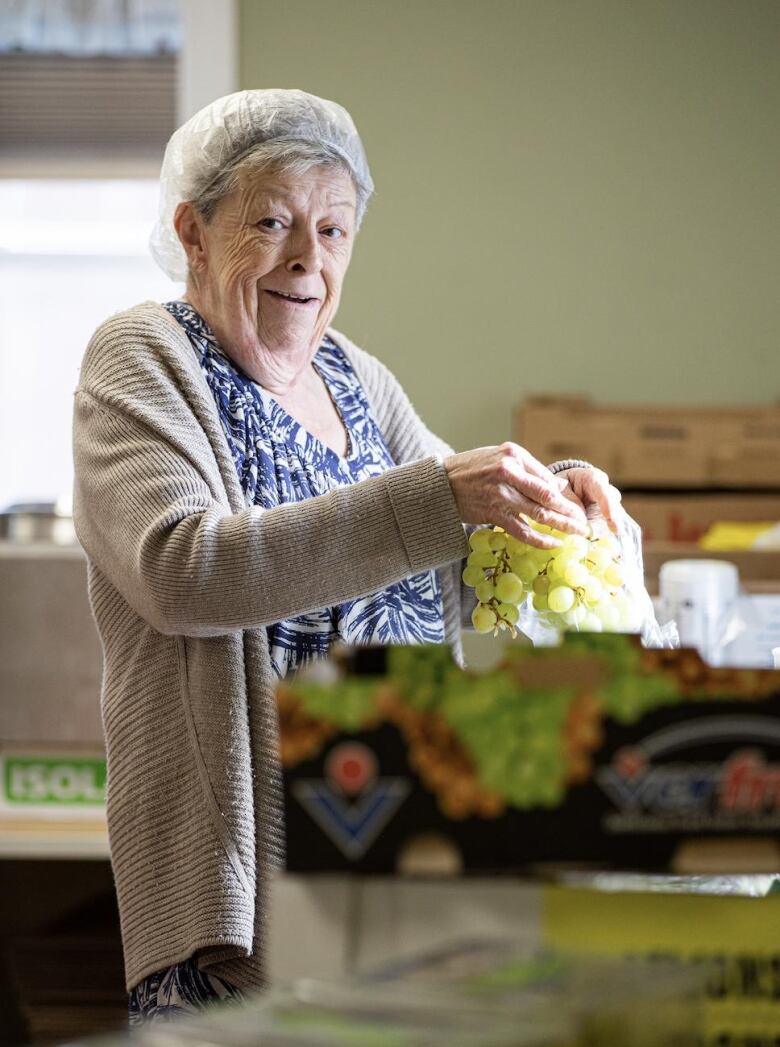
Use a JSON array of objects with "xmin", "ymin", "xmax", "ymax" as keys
[{"xmin": 658, "ymin": 559, "xmax": 739, "ymax": 666}]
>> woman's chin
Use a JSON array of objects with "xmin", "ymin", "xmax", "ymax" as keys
[{"xmin": 256, "ymin": 318, "xmax": 327, "ymax": 356}]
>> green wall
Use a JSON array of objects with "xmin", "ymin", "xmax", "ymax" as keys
[{"xmin": 239, "ymin": 0, "xmax": 780, "ymax": 454}]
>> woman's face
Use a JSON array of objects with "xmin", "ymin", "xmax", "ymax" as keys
[{"xmin": 180, "ymin": 164, "xmax": 357, "ymax": 380}]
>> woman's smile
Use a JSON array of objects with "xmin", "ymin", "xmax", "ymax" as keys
[{"xmin": 262, "ymin": 287, "xmax": 320, "ymax": 308}]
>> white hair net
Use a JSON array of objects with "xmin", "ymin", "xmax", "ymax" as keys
[{"xmin": 149, "ymin": 88, "xmax": 374, "ymax": 282}]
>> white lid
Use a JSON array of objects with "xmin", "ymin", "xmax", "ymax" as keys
[{"xmin": 659, "ymin": 559, "xmax": 740, "ymax": 603}]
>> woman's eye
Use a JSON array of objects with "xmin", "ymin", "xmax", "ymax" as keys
[
  {"xmin": 321, "ymin": 226, "xmax": 343, "ymax": 239},
  {"xmin": 257, "ymin": 218, "xmax": 284, "ymax": 230}
]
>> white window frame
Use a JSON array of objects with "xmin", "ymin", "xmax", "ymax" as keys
[{"xmin": 178, "ymin": 0, "xmax": 238, "ymax": 122}]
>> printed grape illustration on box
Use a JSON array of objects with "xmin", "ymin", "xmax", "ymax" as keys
[{"xmin": 277, "ymin": 636, "xmax": 780, "ymax": 873}]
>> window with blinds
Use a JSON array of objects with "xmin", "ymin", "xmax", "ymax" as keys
[
  {"xmin": 0, "ymin": 52, "xmax": 176, "ymax": 162},
  {"xmin": 0, "ymin": 0, "xmax": 179, "ymax": 173}
]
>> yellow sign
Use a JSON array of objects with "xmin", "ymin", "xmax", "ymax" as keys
[{"xmin": 542, "ymin": 886, "xmax": 780, "ymax": 1042}]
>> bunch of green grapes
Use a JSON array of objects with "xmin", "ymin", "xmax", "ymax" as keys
[{"xmin": 463, "ymin": 522, "xmax": 642, "ymax": 637}]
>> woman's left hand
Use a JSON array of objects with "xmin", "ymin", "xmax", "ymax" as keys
[{"xmin": 555, "ymin": 467, "xmax": 625, "ymax": 533}]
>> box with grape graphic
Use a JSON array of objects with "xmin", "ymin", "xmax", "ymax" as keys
[{"xmin": 278, "ymin": 635, "xmax": 780, "ymax": 873}]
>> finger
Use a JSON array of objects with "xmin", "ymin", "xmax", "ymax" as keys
[
  {"xmin": 570, "ymin": 469, "xmax": 619, "ymax": 533},
  {"xmin": 516, "ymin": 496, "xmax": 589, "ymax": 537},
  {"xmin": 514, "ymin": 446, "xmax": 560, "ymax": 487},
  {"xmin": 589, "ymin": 480, "xmax": 623, "ymax": 533},
  {"xmin": 607, "ymin": 496, "xmax": 630, "ymax": 534},
  {"xmin": 517, "ymin": 455, "xmax": 588, "ymax": 523},
  {"xmin": 499, "ymin": 513, "xmax": 561, "ymax": 550},
  {"xmin": 494, "ymin": 476, "xmax": 587, "ymax": 536},
  {"xmin": 556, "ymin": 477, "xmax": 587, "ymax": 513},
  {"xmin": 501, "ymin": 444, "xmax": 566, "ymax": 498},
  {"xmin": 502, "ymin": 457, "xmax": 587, "ymax": 522}
]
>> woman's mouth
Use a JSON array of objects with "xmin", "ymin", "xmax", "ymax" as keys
[{"xmin": 263, "ymin": 288, "xmax": 318, "ymax": 307}]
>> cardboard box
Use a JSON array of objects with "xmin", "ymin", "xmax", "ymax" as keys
[
  {"xmin": 515, "ymin": 397, "xmax": 780, "ymax": 488},
  {"xmin": 279, "ymin": 638, "xmax": 780, "ymax": 876},
  {"xmin": 623, "ymin": 492, "xmax": 780, "ymax": 544}
]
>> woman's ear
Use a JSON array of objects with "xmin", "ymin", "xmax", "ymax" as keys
[{"xmin": 174, "ymin": 202, "xmax": 208, "ymax": 273}]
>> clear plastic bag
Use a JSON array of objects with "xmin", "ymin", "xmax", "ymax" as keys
[{"xmin": 517, "ymin": 511, "xmax": 678, "ymax": 649}]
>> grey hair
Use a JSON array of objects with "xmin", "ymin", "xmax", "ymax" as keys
[{"xmin": 191, "ymin": 138, "xmax": 368, "ymax": 227}]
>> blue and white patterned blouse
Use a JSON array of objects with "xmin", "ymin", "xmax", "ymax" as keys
[
  {"xmin": 164, "ymin": 300, "xmax": 445, "ymax": 677},
  {"xmin": 128, "ymin": 958, "xmax": 242, "ymax": 1026}
]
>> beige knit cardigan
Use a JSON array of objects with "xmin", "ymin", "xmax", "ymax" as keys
[{"xmin": 72, "ymin": 302, "xmax": 470, "ymax": 993}]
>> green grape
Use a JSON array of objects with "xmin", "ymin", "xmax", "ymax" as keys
[
  {"xmin": 609, "ymin": 592, "xmax": 631, "ymax": 631},
  {"xmin": 525, "ymin": 548, "xmax": 552, "ymax": 573},
  {"xmin": 603, "ymin": 561, "xmax": 624, "ymax": 588},
  {"xmin": 563, "ymin": 560, "xmax": 589, "ymax": 588},
  {"xmin": 581, "ymin": 577, "xmax": 605, "ymax": 606},
  {"xmin": 532, "ymin": 574, "xmax": 550, "ymax": 596},
  {"xmin": 595, "ymin": 602, "xmax": 620, "ymax": 631},
  {"xmin": 510, "ymin": 555, "xmax": 538, "ymax": 584},
  {"xmin": 462, "ymin": 564, "xmax": 484, "ymax": 587},
  {"xmin": 588, "ymin": 545, "xmax": 613, "ymax": 573},
  {"xmin": 475, "ymin": 579, "xmax": 497, "ymax": 603},
  {"xmin": 548, "ymin": 585, "xmax": 576, "ymax": 613},
  {"xmin": 494, "ymin": 572, "xmax": 524, "ymax": 603},
  {"xmin": 615, "ymin": 593, "xmax": 642, "ymax": 633},
  {"xmin": 517, "ymin": 552, "xmax": 540, "ymax": 577},
  {"xmin": 469, "ymin": 528, "xmax": 494, "ymax": 552},
  {"xmin": 472, "ymin": 604, "xmax": 497, "ymax": 633},
  {"xmin": 504, "ymin": 533, "xmax": 525, "ymax": 556},
  {"xmin": 467, "ymin": 549, "xmax": 498, "ymax": 570},
  {"xmin": 532, "ymin": 592, "xmax": 549, "ymax": 612},
  {"xmin": 580, "ymin": 612, "xmax": 604, "ymax": 632},
  {"xmin": 497, "ymin": 602, "xmax": 520, "ymax": 625},
  {"xmin": 561, "ymin": 534, "xmax": 589, "ymax": 559},
  {"xmin": 489, "ymin": 530, "xmax": 507, "ymax": 551},
  {"xmin": 593, "ymin": 533, "xmax": 620, "ymax": 556},
  {"xmin": 563, "ymin": 603, "xmax": 588, "ymax": 627},
  {"xmin": 546, "ymin": 555, "xmax": 566, "ymax": 579}
]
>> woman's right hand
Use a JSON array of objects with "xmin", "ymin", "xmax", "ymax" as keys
[{"xmin": 444, "ymin": 442, "xmax": 588, "ymax": 549}]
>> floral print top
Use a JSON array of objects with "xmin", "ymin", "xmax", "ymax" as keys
[{"xmin": 164, "ymin": 300, "xmax": 445, "ymax": 676}]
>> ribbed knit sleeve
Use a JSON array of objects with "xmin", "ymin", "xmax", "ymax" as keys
[{"xmin": 74, "ymin": 390, "xmax": 466, "ymax": 637}]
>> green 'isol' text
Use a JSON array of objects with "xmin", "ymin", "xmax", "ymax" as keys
[{"xmin": 3, "ymin": 756, "xmax": 106, "ymax": 806}]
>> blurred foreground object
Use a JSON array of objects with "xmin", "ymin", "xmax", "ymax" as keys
[
  {"xmin": 69, "ymin": 944, "xmax": 703, "ymax": 1047},
  {"xmin": 278, "ymin": 638, "xmax": 780, "ymax": 875}
]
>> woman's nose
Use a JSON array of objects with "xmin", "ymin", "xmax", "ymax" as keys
[{"xmin": 285, "ymin": 228, "xmax": 322, "ymax": 272}]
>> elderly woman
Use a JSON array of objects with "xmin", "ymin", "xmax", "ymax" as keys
[{"xmin": 73, "ymin": 89, "xmax": 621, "ymax": 1022}]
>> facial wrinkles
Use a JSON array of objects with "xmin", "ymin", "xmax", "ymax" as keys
[{"xmin": 199, "ymin": 168, "xmax": 356, "ymax": 390}]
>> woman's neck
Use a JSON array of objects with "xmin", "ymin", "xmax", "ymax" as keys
[{"xmin": 182, "ymin": 291, "xmax": 315, "ymax": 394}]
